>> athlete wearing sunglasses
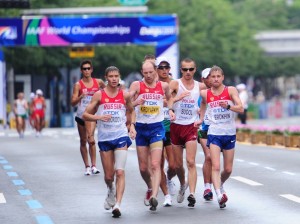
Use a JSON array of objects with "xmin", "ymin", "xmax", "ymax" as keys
[
  {"xmin": 168, "ymin": 58, "xmax": 207, "ymax": 208},
  {"xmin": 71, "ymin": 60, "xmax": 106, "ymax": 176}
]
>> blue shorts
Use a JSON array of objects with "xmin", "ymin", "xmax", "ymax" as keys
[
  {"xmin": 98, "ymin": 136, "xmax": 132, "ymax": 152},
  {"xmin": 207, "ymin": 135, "xmax": 236, "ymax": 150},
  {"xmin": 135, "ymin": 122, "xmax": 165, "ymax": 146}
]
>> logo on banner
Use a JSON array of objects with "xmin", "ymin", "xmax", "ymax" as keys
[{"xmin": 0, "ymin": 26, "xmax": 17, "ymax": 40}]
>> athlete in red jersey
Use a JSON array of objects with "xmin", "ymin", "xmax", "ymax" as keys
[
  {"xmin": 71, "ymin": 60, "xmax": 105, "ymax": 176},
  {"xmin": 33, "ymin": 89, "xmax": 46, "ymax": 137}
]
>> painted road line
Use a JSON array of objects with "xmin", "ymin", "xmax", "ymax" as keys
[
  {"xmin": 12, "ymin": 180, "xmax": 25, "ymax": 186},
  {"xmin": 196, "ymin": 163, "xmax": 203, "ymax": 168},
  {"xmin": 282, "ymin": 171, "xmax": 295, "ymax": 176},
  {"xmin": 0, "ymin": 160, "xmax": 8, "ymax": 164},
  {"xmin": 0, "ymin": 193, "xmax": 6, "ymax": 203},
  {"xmin": 128, "ymin": 147, "xmax": 136, "ymax": 151},
  {"xmin": 3, "ymin": 165, "xmax": 13, "ymax": 170},
  {"xmin": 280, "ymin": 194, "xmax": 300, "ymax": 203},
  {"xmin": 264, "ymin": 166, "xmax": 276, "ymax": 171},
  {"xmin": 249, "ymin": 162, "xmax": 259, "ymax": 166},
  {"xmin": 235, "ymin": 159, "xmax": 245, "ymax": 162},
  {"xmin": 231, "ymin": 176, "xmax": 263, "ymax": 186},
  {"xmin": 18, "ymin": 189, "xmax": 32, "ymax": 196},
  {"xmin": 0, "ymin": 132, "xmax": 5, "ymax": 137},
  {"xmin": 26, "ymin": 200, "xmax": 43, "ymax": 209},
  {"xmin": 36, "ymin": 216, "xmax": 54, "ymax": 224},
  {"xmin": 7, "ymin": 171, "xmax": 18, "ymax": 177}
]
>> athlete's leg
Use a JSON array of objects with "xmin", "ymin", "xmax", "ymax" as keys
[
  {"xmin": 221, "ymin": 148, "xmax": 235, "ymax": 185},
  {"xmin": 136, "ymin": 146, "xmax": 152, "ymax": 189},
  {"xmin": 160, "ymin": 148, "xmax": 168, "ymax": 195},
  {"xmin": 172, "ymin": 144, "xmax": 185, "ymax": 186},
  {"xmin": 100, "ymin": 149, "xmax": 115, "ymax": 188},
  {"xmin": 77, "ymin": 124, "xmax": 90, "ymax": 168},
  {"xmin": 86, "ymin": 121, "xmax": 97, "ymax": 167},
  {"xmin": 16, "ymin": 116, "xmax": 22, "ymax": 135},
  {"xmin": 185, "ymin": 140, "xmax": 198, "ymax": 194},
  {"xmin": 200, "ymin": 138, "xmax": 212, "ymax": 186},
  {"xmin": 114, "ymin": 148, "xmax": 127, "ymax": 205},
  {"xmin": 149, "ymin": 141, "xmax": 163, "ymax": 198},
  {"xmin": 209, "ymin": 143, "xmax": 222, "ymax": 192},
  {"xmin": 165, "ymin": 144, "xmax": 177, "ymax": 181}
]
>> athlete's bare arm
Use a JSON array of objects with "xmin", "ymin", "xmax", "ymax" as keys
[
  {"xmin": 228, "ymin": 86, "xmax": 244, "ymax": 114},
  {"xmin": 124, "ymin": 91, "xmax": 136, "ymax": 139},
  {"xmin": 198, "ymin": 89, "xmax": 207, "ymax": 124},
  {"xmin": 71, "ymin": 82, "xmax": 83, "ymax": 107},
  {"xmin": 97, "ymin": 78, "xmax": 106, "ymax": 89},
  {"xmin": 129, "ymin": 81, "xmax": 144, "ymax": 107},
  {"xmin": 82, "ymin": 91, "xmax": 112, "ymax": 122}
]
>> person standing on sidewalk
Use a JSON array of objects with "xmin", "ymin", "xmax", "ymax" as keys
[
  {"xmin": 83, "ymin": 66, "xmax": 136, "ymax": 218},
  {"xmin": 129, "ymin": 60, "xmax": 172, "ymax": 211},
  {"xmin": 13, "ymin": 92, "xmax": 28, "ymax": 138},
  {"xmin": 71, "ymin": 60, "xmax": 105, "ymax": 176},
  {"xmin": 198, "ymin": 65, "xmax": 244, "ymax": 209},
  {"xmin": 168, "ymin": 58, "xmax": 207, "ymax": 207}
]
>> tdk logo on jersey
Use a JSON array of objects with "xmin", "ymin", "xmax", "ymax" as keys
[{"xmin": 0, "ymin": 27, "xmax": 17, "ymax": 40}]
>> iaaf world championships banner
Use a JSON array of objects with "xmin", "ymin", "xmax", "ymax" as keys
[{"xmin": 0, "ymin": 15, "xmax": 178, "ymax": 48}]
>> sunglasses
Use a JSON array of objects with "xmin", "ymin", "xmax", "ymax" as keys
[
  {"xmin": 158, "ymin": 65, "xmax": 170, "ymax": 70},
  {"xmin": 82, "ymin": 67, "xmax": 91, "ymax": 71},
  {"xmin": 181, "ymin": 67, "xmax": 195, "ymax": 72}
]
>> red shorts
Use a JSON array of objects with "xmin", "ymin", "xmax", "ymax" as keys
[
  {"xmin": 34, "ymin": 110, "xmax": 45, "ymax": 119},
  {"xmin": 170, "ymin": 123, "xmax": 197, "ymax": 146}
]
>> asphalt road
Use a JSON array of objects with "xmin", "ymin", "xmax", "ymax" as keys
[{"xmin": 0, "ymin": 127, "xmax": 299, "ymax": 224}]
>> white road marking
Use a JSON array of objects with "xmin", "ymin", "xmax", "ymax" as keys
[
  {"xmin": 196, "ymin": 164, "xmax": 203, "ymax": 168},
  {"xmin": 280, "ymin": 194, "xmax": 300, "ymax": 203},
  {"xmin": 235, "ymin": 159, "xmax": 244, "ymax": 162},
  {"xmin": 249, "ymin": 162, "xmax": 259, "ymax": 166},
  {"xmin": 282, "ymin": 171, "xmax": 295, "ymax": 176},
  {"xmin": 264, "ymin": 166, "xmax": 276, "ymax": 171},
  {"xmin": 128, "ymin": 147, "xmax": 136, "ymax": 151},
  {"xmin": 0, "ymin": 193, "xmax": 6, "ymax": 203},
  {"xmin": 0, "ymin": 132, "xmax": 5, "ymax": 137},
  {"xmin": 231, "ymin": 176, "xmax": 263, "ymax": 186}
]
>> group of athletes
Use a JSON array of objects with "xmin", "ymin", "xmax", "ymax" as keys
[
  {"xmin": 13, "ymin": 89, "xmax": 46, "ymax": 138},
  {"xmin": 71, "ymin": 56, "xmax": 244, "ymax": 218}
]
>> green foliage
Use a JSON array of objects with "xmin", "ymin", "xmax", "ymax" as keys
[{"xmin": 1, "ymin": 0, "xmax": 300, "ymax": 79}]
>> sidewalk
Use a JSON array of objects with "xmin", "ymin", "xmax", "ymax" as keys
[{"xmin": 246, "ymin": 116, "xmax": 300, "ymax": 128}]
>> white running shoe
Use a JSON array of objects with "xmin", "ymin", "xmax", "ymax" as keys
[
  {"xmin": 167, "ymin": 179, "xmax": 176, "ymax": 196},
  {"xmin": 177, "ymin": 183, "xmax": 188, "ymax": 203},
  {"xmin": 163, "ymin": 194, "xmax": 172, "ymax": 207},
  {"xmin": 106, "ymin": 184, "xmax": 116, "ymax": 207},
  {"xmin": 91, "ymin": 166, "xmax": 100, "ymax": 174},
  {"xmin": 84, "ymin": 167, "xmax": 91, "ymax": 176}
]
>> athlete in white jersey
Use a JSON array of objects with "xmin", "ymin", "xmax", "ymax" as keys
[
  {"xmin": 168, "ymin": 58, "xmax": 207, "ymax": 208},
  {"xmin": 83, "ymin": 66, "xmax": 136, "ymax": 218},
  {"xmin": 198, "ymin": 65, "xmax": 243, "ymax": 209},
  {"xmin": 13, "ymin": 92, "xmax": 28, "ymax": 138}
]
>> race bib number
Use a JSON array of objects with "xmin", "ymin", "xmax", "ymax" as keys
[
  {"xmin": 36, "ymin": 103, "xmax": 43, "ymax": 110},
  {"xmin": 140, "ymin": 105, "xmax": 160, "ymax": 115}
]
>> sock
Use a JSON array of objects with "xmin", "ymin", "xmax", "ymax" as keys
[
  {"xmin": 215, "ymin": 189, "xmax": 222, "ymax": 199},
  {"xmin": 204, "ymin": 183, "xmax": 211, "ymax": 190}
]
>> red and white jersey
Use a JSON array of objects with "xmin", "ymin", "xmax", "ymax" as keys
[
  {"xmin": 97, "ymin": 89, "xmax": 128, "ymax": 141},
  {"xmin": 206, "ymin": 86, "xmax": 236, "ymax": 135},
  {"xmin": 76, "ymin": 78, "xmax": 99, "ymax": 118},
  {"xmin": 135, "ymin": 81, "xmax": 164, "ymax": 124},
  {"xmin": 173, "ymin": 79, "xmax": 200, "ymax": 125},
  {"xmin": 33, "ymin": 97, "xmax": 44, "ymax": 112}
]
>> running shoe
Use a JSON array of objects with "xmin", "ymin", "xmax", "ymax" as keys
[
  {"xmin": 149, "ymin": 197, "xmax": 158, "ymax": 211},
  {"xmin": 218, "ymin": 193, "xmax": 228, "ymax": 209},
  {"xmin": 104, "ymin": 200, "xmax": 111, "ymax": 210},
  {"xmin": 203, "ymin": 189, "xmax": 213, "ymax": 201},
  {"xmin": 144, "ymin": 189, "xmax": 152, "ymax": 206},
  {"xmin": 220, "ymin": 185, "xmax": 226, "ymax": 194},
  {"xmin": 187, "ymin": 194, "xmax": 196, "ymax": 207},
  {"xmin": 167, "ymin": 179, "xmax": 176, "ymax": 196},
  {"xmin": 177, "ymin": 183, "xmax": 188, "ymax": 203},
  {"xmin": 106, "ymin": 184, "xmax": 116, "ymax": 207},
  {"xmin": 91, "ymin": 166, "xmax": 100, "ymax": 174},
  {"xmin": 163, "ymin": 194, "xmax": 172, "ymax": 207},
  {"xmin": 112, "ymin": 204, "xmax": 121, "ymax": 218},
  {"xmin": 84, "ymin": 167, "xmax": 91, "ymax": 176}
]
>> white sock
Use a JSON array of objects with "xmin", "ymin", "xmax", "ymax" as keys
[{"xmin": 204, "ymin": 183, "xmax": 211, "ymax": 190}]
